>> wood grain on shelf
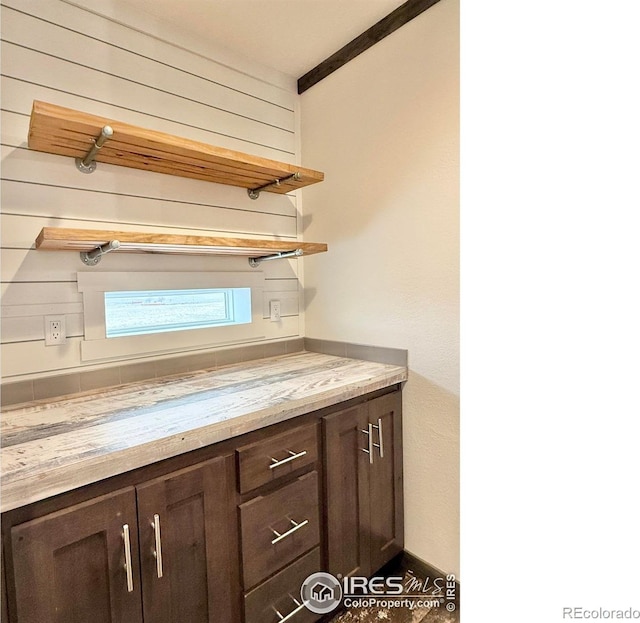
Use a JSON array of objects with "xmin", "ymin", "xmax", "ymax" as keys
[
  {"xmin": 28, "ymin": 101, "xmax": 324, "ymax": 193},
  {"xmin": 35, "ymin": 227, "xmax": 328, "ymax": 257}
]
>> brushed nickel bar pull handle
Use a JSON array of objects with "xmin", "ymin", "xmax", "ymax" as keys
[
  {"xmin": 274, "ymin": 599, "xmax": 307, "ymax": 622},
  {"xmin": 269, "ymin": 449, "xmax": 307, "ymax": 469},
  {"xmin": 360, "ymin": 423, "xmax": 374, "ymax": 464},
  {"xmin": 372, "ymin": 419, "xmax": 384, "ymax": 458},
  {"xmin": 152, "ymin": 513, "xmax": 163, "ymax": 579},
  {"xmin": 122, "ymin": 524, "xmax": 134, "ymax": 593},
  {"xmin": 271, "ymin": 518, "xmax": 309, "ymax": 545}
]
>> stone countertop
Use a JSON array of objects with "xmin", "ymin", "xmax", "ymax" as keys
[{"xmin": 0, "ymin": 352, "xmax": 407, "ymax": 513}]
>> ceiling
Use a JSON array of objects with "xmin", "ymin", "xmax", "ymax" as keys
[{"xmin": 108, "ymin": 0, "xmax": 406, "ymax": 78}]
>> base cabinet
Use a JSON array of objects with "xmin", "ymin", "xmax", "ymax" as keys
[
  {"xmin": 237, "ymin": 424, "xmax": 322, "ymax": 623},
  {"xmin": 8, "ymin": 456, "xmax": 238, "ymax": 623},
  {"xmin": 323, "ymin": 392, "xmax": 403, "ymax": 579},
  {"xmin": 2, "ymin": 387, "xmax": 403, "ymax": 623},
  {"xmin": 136, "ymin": 457, "xmax": 239, "ymax": 623},
  {"xmin": 11, "ymin": 488, "xmax": 143, "ymax": 623},
  {"xmin": 1, "ymin": 542, "xmax": 8, "ymax": 622}
]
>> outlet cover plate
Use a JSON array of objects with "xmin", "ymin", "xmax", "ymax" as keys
[
  {"xmin": 269, "ymin": 300, "xmax": 281, "ymax": 322},
  {"xmin": 44, "ymin": 315, "xmax": 67, "ymax": 346}
]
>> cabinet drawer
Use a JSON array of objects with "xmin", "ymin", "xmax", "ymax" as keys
[
  {"xmin": 240, "ymin": 471, "xmax": 320, "ymax": 589},
  {"xmin": 237, "ymin": 423, "xmax": 318, "ymax": 494},
  {"xmin": 244, "ymin": 548, "xmax": 321, "ymax": 623}
]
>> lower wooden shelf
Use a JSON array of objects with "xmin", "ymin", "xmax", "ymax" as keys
[{"xmin": 35, "ymin": 227, "xmax": 327, "ymax": 261}]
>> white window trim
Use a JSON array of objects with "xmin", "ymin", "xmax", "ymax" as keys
[{"xmin": 78, "ymin": 271, "xmax": 265, "ymax": 362}]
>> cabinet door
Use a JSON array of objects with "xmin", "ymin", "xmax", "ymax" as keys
[
  {"xmin": 368, "ymin": 392, "xmax": 404, "ymax": 573},
  {"xmin": 2, "ymin": 540, "xmax": 9, "ymax": 623},
  {"xmin": 323, "ymin": 404, "xmax": 372, "ymax": 578},
  {"xmin": 136, "ymin": 456, "xmax": 239, "ymax": 623},
  {"xmin": 10, "ymin": 488, "xmax": 142, "ymax": 623}
]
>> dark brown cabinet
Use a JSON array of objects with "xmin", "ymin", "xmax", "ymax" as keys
[
  {"xmin": 323, "ymin": 391, "xmax": 403, "ymax": 579},
  {"xmin": 2, "ymin": 541, "xmax": 9, "ymax": 622},
  {"xmin": 239, "ymin": 471, "xmax": 320, "ymax": 590},
  {"xmin": 237, "ymin": 424, "xmax": 322, "ymax": 622},
  {"xmin": 2, "ymin": 386, "xmax": 403, "ymax": 623},
  {"xmin": 136, "ymin": 457, "xmax": 239, "ymax": 623},
  {"xmin": 11, "ymin": 488, "xmax": 143, "ymax": 623},
  {"xmin": 8, "ymin": 457, "xmax": 238, "ymax": 623},
  {"xmin": 243, "ymin": 548, "xmax": 321, "ymax": 623},
  {"xmin": 236, "ymin": 423, "xmax": 318, "ymax": 494}
]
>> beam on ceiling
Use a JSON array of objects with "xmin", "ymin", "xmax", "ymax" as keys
[{"xmin": 297, "ymin": 0, "xmax": 442, "ymax": 94}]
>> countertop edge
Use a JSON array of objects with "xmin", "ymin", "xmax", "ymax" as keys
[{"xmin": 0, "ymin": 366, "xmax": 406, "ymax": 513}]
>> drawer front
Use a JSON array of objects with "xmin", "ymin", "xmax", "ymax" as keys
[
  {"xmin": 237, "ymin": 423, "xmax": 318, "ymax": 494},
  {"xmin": 244, "ymin": 548, "xmax": 322, "ymax": 623},
  {"xmin": 240, "ymin": 471, "xmax": 320, "ymax": 589}
]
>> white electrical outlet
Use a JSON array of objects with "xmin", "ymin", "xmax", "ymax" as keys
[
  {"xmin": 270, "ymin": 300, "xmax": 281, "ymax": 322},
  {"xmin": 44, "ymin": 315, "xmax": 67, "ymax": 346}
]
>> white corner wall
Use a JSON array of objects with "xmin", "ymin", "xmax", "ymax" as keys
[{"xmin": 300, "ymin": 0, "xmax": 459, "ymax": 575}]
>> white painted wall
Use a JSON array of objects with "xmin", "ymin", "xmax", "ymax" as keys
[
  {"xmin": 0, "ymin": 0, "xmax": 304, "ymax": 381},
  {"xmin": 300, "ymin": 0, "xmax": 459, "ymax": 575}
]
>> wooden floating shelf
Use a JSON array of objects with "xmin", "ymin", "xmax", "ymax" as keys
[
  {"xmin": 27, "ymin": 101, "xmax": 324, "ymax": 196},
  {"xmin": 35, "ymin": 227, "xmax": 327, "ymax": 259}
]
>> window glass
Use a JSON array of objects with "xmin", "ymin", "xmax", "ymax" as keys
[{"xmin": 104, "ymin": 287, "xmax": 251, "ymax": 338}]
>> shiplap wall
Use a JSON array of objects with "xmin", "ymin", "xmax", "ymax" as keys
[{"xmin": 0, "ymin": 0, "xmax": 304, "ymax": 381}]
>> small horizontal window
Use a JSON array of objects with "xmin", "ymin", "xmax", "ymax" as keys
[
  {"xmin": 77, "ymin": 271, "xmax": 265, "ymax": 362},
  {"xmin": 104, "ymin": 288, "xmax": 251, "ymax": 338}
]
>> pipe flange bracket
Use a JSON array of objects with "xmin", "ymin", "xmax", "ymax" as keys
[
  {"xmin": 80, "ymin": 250, "xmax": 103, "ymax": 265},
  {"xmin": 75, "ymin": 157, "xmax": 98, "ymax": 174},
  {"xmin": 79, "ymin": 240, "xmax": 120, "ymax": 266},
  {"xmin": 247, "ymin": 172, "xmax": 301, "ymax": 200}
]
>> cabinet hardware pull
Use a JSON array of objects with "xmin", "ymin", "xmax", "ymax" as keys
[
  {"xmin": 269, "ymin": 449, "xmax": 307, "ymax": 469},
  {"xmin": 271, "ymin": 518, "xmax": 309, "ymax": 545},
  {"xmin": 122, "ymin": 524, "xmax": 134, "ymax": 593},
  {"xmin": 152, "ymin": 513, "xmax": 163, "ymax": 579},
  {"xmin": 273, "ymin": 596, "xmax": 308, "ymax": 622},
  {"xmin": 360, "ymin": 422, "xmax": 374, "ymax": 464},
  {"xmin": 371, "ymin": 419, "xmax": 384, "ymax": 458}
]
